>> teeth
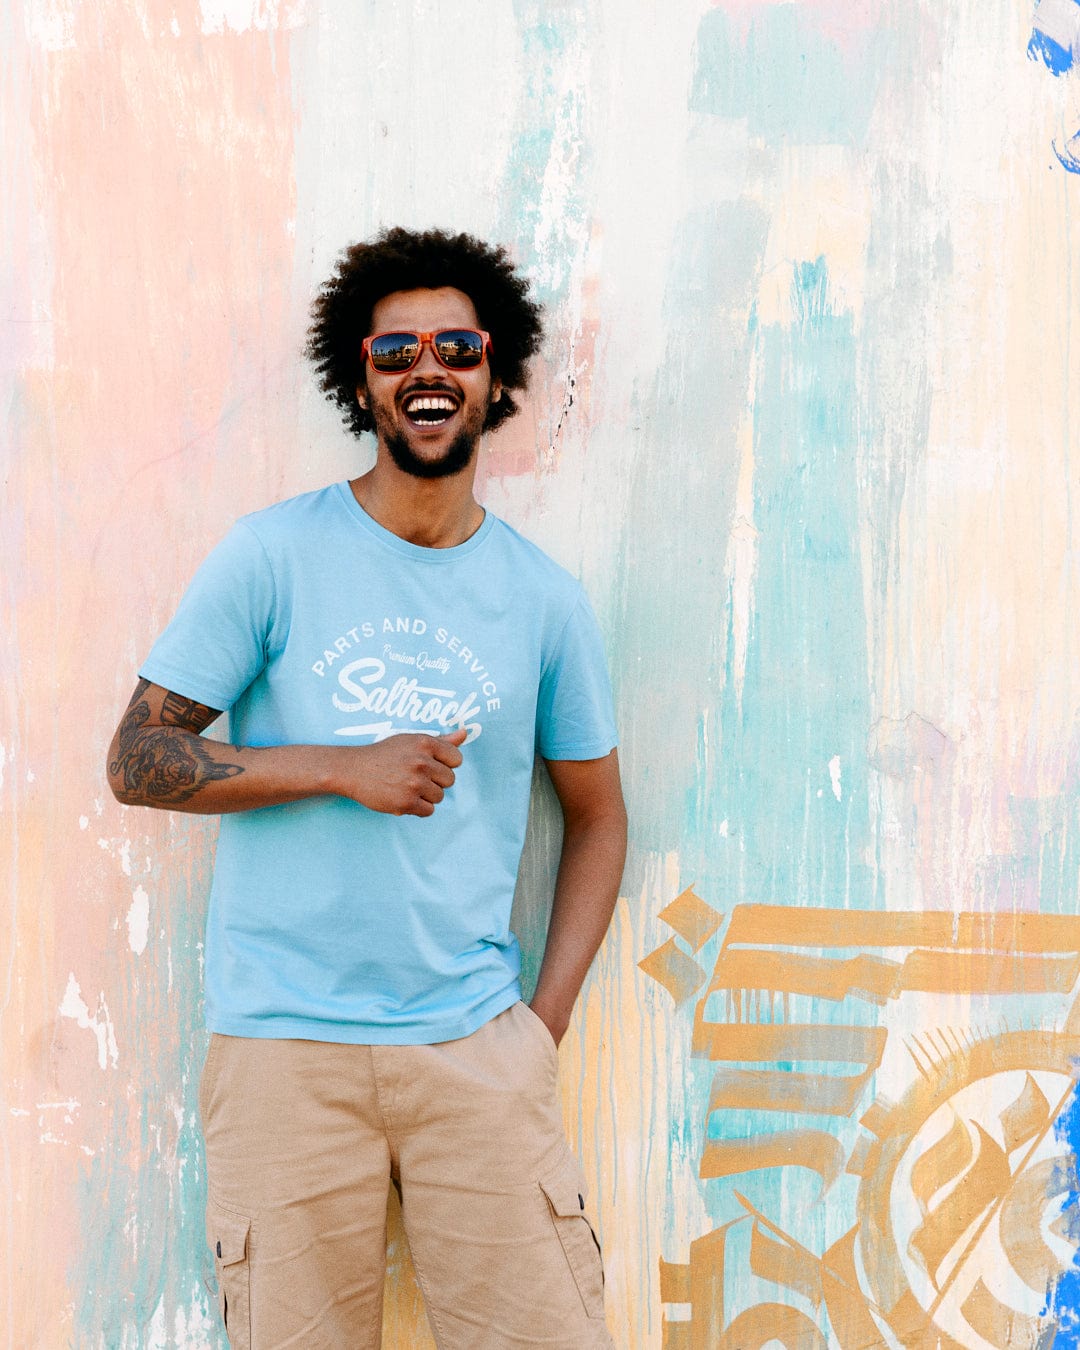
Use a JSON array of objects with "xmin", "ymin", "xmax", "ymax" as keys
[{"xmin": 406, "ymin": 395, "xmax": 457, "ymax": 414}]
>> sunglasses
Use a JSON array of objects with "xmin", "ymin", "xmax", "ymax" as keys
[{"xmin": 362, "ymin": 329, "xmax": 493, "ymax": 374}]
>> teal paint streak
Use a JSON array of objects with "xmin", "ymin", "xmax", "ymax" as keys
[
  {"xmin": 694, "ymin": 259, "xmax": 872, "ymax": 912},
  {"xmin": 690, "ymin": 6, "xmax": 888, "ymax": 146},
  {"xmin": 610, "ymin": 200, "xmax": 769, "ymax": 853},
  {"xmin": 71, "ymin": 844, "xmax": 219, "ymax": 1347},
  {"xmin": 492, "ymin": 1, "xmax": 591, "ymax": 307},
  {"xmin": 682, "ymin": 262, "xmax": 875, "ymax": 1323}
]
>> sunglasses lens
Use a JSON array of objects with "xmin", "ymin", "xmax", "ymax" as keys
[
  {"xmin": 433, "ymin": 330, "xmax": 485, "ymax": 368},
  {"xmin": 368, "ymin": 333, "xmax": 420, "ymax": 371}
]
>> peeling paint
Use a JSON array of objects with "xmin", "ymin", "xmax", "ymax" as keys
[
  {"xmin": 58, "ymin": 974, "xmax": 119, "ymax": 1072},
  {"xmin": 127, "ymin": 887, "xmax": 150, "ymax": 956}
]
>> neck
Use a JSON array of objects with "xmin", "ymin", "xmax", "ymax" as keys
[{"xmin": 349, "ymin": 454, "xmax": 485, "ymax": 549}]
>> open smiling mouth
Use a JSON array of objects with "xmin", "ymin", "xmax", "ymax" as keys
[{"xmin": 402, "ymin": 393, "xmax": 460, "ymax": 430}]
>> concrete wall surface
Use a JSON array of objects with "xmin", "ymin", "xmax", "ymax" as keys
[{"xmin": 4, "ymin": 0, "xmax": 1080, "ymax": 1345}]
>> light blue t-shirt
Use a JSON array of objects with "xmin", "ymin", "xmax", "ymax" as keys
[{"xmin": 140, "ymin": 482, "xmax": 618, "ymax": 1044}]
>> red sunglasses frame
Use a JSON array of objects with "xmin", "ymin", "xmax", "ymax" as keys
[{"xmin": 361, "ymin": 329, "xmax": 494, "ymax": 374}]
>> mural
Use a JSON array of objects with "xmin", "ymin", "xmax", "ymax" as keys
[
  {"xmin": 3, "ymin": 0, "xmax": 1079, "ymax": 1346},
  {"xmin": 643, "ymin": 893, "xmax": 1080, "ymax": 1345}
]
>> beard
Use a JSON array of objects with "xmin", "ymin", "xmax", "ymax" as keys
[{"xmin": 383, "ymin": 425, "xmax": 479, "ymax": 480}]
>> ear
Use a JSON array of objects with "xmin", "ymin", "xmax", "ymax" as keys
[
  {"xmin": 490, "ymin": 377, "xmax": 503, "ymax": 407},
  {"xmin": 356, "ymin": 385, "xmax": 368, "ymax": 411}
]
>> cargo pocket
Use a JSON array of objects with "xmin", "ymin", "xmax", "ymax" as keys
[
  {"xmin": 207, "ymin": 1200, "xmax": 252, "ymax": 1349},
  {"xmin": 539, "ymin": 1167, "xmax": 606, "ymax": 1320}
]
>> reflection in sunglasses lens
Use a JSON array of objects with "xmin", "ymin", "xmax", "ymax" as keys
[
  {"xmin": 370, "ymin": 334, "xmax": 420, "ymax": 370},
  {"xmin": 434, "ymin": 330, "xmax": 484, "ymax": 368}
]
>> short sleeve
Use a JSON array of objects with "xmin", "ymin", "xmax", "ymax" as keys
[
  {"xmin": 139, "ymin": 521, "xmax": 275, "ymax": 711},
  {"xmin": 536, "ymin": 588, "xmax": 618, "ymax": 761}
]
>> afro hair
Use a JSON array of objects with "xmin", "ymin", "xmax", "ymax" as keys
[{"xmin": 306, "ymin": 227, "xmax": 543, "ymax": 439}]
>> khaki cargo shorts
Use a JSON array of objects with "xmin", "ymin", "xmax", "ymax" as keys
[{"xmin": 198, "ymin": 1001, "xmax": 614, "ymax": 1348}]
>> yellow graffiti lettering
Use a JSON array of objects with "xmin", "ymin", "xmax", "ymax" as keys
[
  {"xmin": 700, "ymin": 1130, "xmax": 845, "ymax": 1186},
  {"xmin": 658, "ymin": 885, "xmax": 723, "ymax": 952},
  {"xmin": 638, "ymin": 938, "xmax": 707, "ymax": 1005}
]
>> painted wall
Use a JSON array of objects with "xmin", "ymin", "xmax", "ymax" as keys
[{"xmin": 3, "ymin": 0, "xmax": 1080, "ymax": 1345}]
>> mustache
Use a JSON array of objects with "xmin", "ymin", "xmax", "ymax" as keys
[{"xmin": 400, "ymin": 381, "xmax": 459, "ymax": 398}]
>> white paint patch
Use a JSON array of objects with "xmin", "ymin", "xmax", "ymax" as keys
[
  {"xmin": 829, "ymin": 755, "xmax": 843, "ymax": 802},
  {"xmin": 197, "ymin": 0, "xmax": 306, "ymax": 34},
  {"xmin": 59, "ymin": 973, "xmax": 119, "ymax": 1070},
  {"xmin": 172, "ymin": 1294, "xmax": 219, "ymax": 1347},
  {"xmin": 725, "ymin": 342, "xmax": 759, "ymax": 712},
  {"xmin": 127, "ymin": 886, "xmax": 150, "ymax": 955},
  {"xmin": 725, "ymin": 515, "xmax": 760, "ymax": 709},
  {"xmin": 718, "ymin": 819, "xmax": 729, "ymax": 838},
  {"xmin": 532, "ymin": 68, "xmax": 590, "ymax": 298},
  {"xmin": 78, "ymin": 815, "xmax": 88, "ymax": 829},
  {"xmin": 22, "ymin": 0, "xmax": 76, "ymax": 51},
  {"xmin": 147, "ymin": 1297, "xmax": 167, "ymax": 1350},
  {"xmin": 26, "ymin": 768, "xmax": 34, "ymax": 782}
]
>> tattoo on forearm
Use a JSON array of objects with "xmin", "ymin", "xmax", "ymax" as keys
[
  {"xmin": 112, "ymin": 729, "xmax": 243, "ymax": 803},
  {"xmin": 110, "ymin": 686, "xmax": 243, "ymax": 804}
]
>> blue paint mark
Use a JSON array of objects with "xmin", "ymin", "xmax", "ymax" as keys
[
  {"xmin": 1055, "ymin": 128, "xmax": 1080, "ymax": 173},
  {"xmin": 1045, "ymin": 1085, "xmax": 1080, "ymax": 1338},
  {"xmin": 690, "ymin": 6, "xmax": 889, "ymax": 147},
  {"xmin": 1026, "ymin": 1, "xmax": 1080, "ymax": 172},
  {"xmin": 1029, "ymin": 28, "xmax": 1075, "ymax": 75},
  {"xmin": 1028, "ymin": 0, "xmax": 1080, "ymax": 75}
]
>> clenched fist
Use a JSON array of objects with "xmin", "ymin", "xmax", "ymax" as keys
[{"xmin": 342, "ymin": 729, "xmax": 467, "ymax": 817}]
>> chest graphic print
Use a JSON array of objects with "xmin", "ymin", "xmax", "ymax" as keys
[{"xmin": 310, "ymin": 615, "xmax": 502, "ymax": 743}]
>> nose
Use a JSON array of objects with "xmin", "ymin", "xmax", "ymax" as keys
[{"xmin": 411, "ymin": 339, "xmax": 445, "ymax": 377}]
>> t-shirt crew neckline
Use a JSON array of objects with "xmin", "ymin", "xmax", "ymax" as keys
[{"xmin": 334, "ymin": 480, "xmax": 495, "ymax": 562}]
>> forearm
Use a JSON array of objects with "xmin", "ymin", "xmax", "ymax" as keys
[
  {"xmin": 529, "ymin": 810, "xmax": 627, "ymax": 1045},
  {"xmin": 108, "ymin": 727, "xmax": 343, "ymax": 814},
  {"xmin": 107, "ymin": 680, "xmax": 467, "ymax": 816}
]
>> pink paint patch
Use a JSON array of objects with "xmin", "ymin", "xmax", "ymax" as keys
[
  {"xmin": 711, "ymin": 0, "xmax": 880, "ymax": 51},
  {"xmin": 9, "ymin": 8, "xmax": 299, "ymax": 1345},
  {"xmin": 478, "ymin": 267, "xmax": 603, "ymax": 485},
  {"xmin": 478, "ymin": 398, "xmax": 543, "ymax": 481}
]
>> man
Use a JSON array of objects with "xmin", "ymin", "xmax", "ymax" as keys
[{"xmin": 107, "ymin": 227, "xmax": 626, "ymax": 1349}]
